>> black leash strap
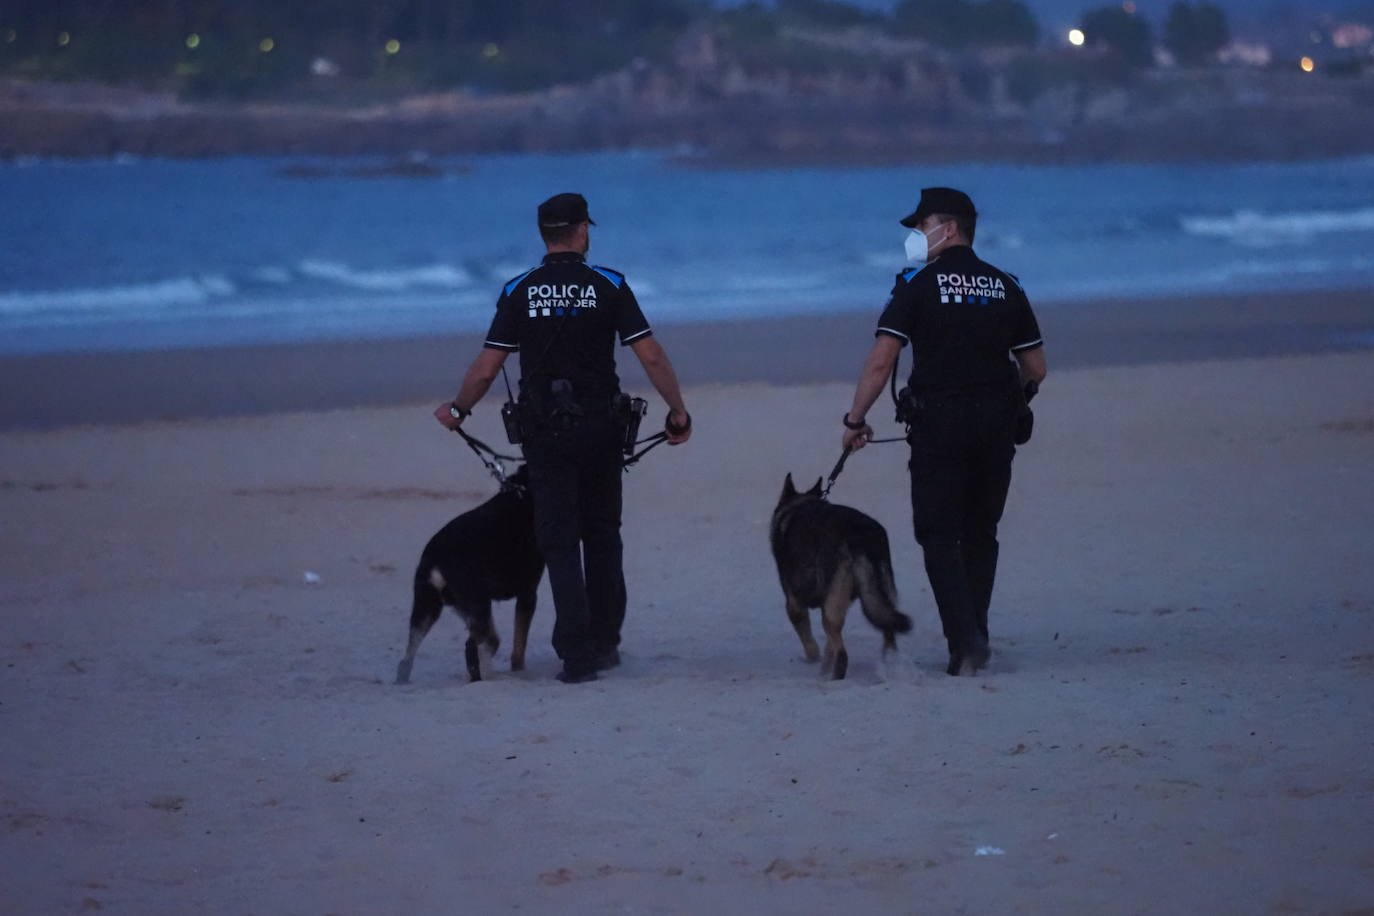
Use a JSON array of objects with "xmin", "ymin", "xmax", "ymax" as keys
[
  {"xmin": 454, "ymin": 427, "xmax": 523, "ymax": 484},
  {"xmin": 821, "ymin": 430, "xmax": 908, "ymax": 500},
  {"xmin": 822, "ymin": 446, "xmax": 852, "ymax": 500},
  {"xmin": 622, "ymin": 410, "xmax": 687, "ymax": 471},
  {"xmin": 623, "ymin": 432, "xmax": 668, "ymax": 468}
]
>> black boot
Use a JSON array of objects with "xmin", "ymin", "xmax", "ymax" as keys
[{"xmin": 556, "ymin": 659, "xmax": 599, "ymax": 684}]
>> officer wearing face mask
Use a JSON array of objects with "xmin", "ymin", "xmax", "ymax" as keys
[{"xmin": 840, "ymin": 187, "xmax": 1047, "ymax": 676}]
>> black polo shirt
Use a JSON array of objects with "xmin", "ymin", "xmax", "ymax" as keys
[
  {"xmin": 484, "ymin": 252, "xmax": 652, "ymax": 399},
  {"xmin": 876, "ymin": 245, "xmax": 1043, "ymax": 397}
]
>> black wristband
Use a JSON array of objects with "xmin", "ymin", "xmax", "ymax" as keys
[
  {"xmin": 666, "ymin": 410, "xmax": 691, "ymax": 435},
  {"xmin": 842, "ymin": 412, "xmax": 867, "ymax": 430},
  {"xmin": 450, "ymin": 401, "xmax": 471, "ymax": 420}
]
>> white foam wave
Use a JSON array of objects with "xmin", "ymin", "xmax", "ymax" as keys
[
  {"xmin": 1181, "ymin": 207, "xmax": 1374, "ymax": 244},
  {"xmin": 297, "ymin": 260, "xmax": 471, "ymax": 291},
  {"xmin": 0, "ymin": 275, "xmax": 236, "ymax": 317}
]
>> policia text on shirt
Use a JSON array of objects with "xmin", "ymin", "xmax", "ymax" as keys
[
  {"xmin": 436, "ymin": 192, "xmax": 691, "ymax": 685},
  {"xmin": 842, "ymin": 187, "xmax": 1048, "ymax": 678}
]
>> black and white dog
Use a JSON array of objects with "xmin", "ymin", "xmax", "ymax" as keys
[{"xmin": 395, "ymin": 466, "xmax": 544, "ymax": 684}]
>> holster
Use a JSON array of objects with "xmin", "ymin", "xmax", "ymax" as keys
[
  {"xmin": 612, "ymin": 392, "xmax": 648, "ymax": 456},
  {"xmin": 1013, "ymin": 379, "xmax": 1038, "ymax": 445},
  {"xmin": 1014, "ymin": 405, "xmax": 1034, "ymax": 445},
  {"xmin": 500, "ymin": 400, "xmax": 523, "ymax": 445},
  {"xmin": 894, "ymin": 385, "xmax": 923, "ymax": 428}
]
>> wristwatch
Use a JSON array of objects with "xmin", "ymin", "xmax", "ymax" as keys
[
  {"xmin": 449, "ymin": 402, "xmax": 471, "ymax": 420},
  {"xmin": 842, "ymin": 413, "xmax": 867, "ymax": 430}
]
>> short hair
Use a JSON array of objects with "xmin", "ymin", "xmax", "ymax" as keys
[
  {"xmin": 933, "ymin": 212, "xmax": 977, "ymax": 245},
  {"xmin": 539, "ymin": 222, "xmax": 582, "ymax": 246}
]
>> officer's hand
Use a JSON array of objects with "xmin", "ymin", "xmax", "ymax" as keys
[
  {"xmin": 434, "ymin": 402, "xmax": 466, "ymax": 431},
  {"xmin": 666, "ymin": 409, "xmax": 692, "ymax": 446},
  {"xmin": 843, "ymin": 423, "xmax": 872, "ymax": 452}
]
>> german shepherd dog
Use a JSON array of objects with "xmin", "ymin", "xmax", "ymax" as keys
[
  {"xmin": 395, "ymin": 465, "xmax": 544, "ymax": 684},
  {"xmin": 770, "ymin": 474, "xmax": 912, "ymax": 679}
]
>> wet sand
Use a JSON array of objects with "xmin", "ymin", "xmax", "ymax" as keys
[{"xmin": 3, "ymin": 288, "xmax": 1373, "ymax": 430}]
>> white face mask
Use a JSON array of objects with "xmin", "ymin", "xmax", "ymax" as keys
[{"xmin": 904, "ymin": 222, "xmax": 947, "ymax": 264}]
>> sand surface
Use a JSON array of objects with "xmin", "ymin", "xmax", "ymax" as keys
[
  {"xmin": 2, "ymin": 351, "xmax": 1373, "ymax": 913},
  {"xmin": 4, "ymin": 288, "xmax": 1373, "ymax": 431}
]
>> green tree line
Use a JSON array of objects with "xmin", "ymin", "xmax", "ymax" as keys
[{"xmin": 0, "ymin": 0, "xmax": 1233, "ymax": 98}]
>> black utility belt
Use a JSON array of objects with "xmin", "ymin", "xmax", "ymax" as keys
[
  {"xmin": 894, "ymin": 383, "xmax": 1014, "ymax": 425},
  {"xmin": 920, "ymin": 384, "xmax": 1014, "ymax": 400},
  {"xmin": 501, "ymin": 379, "xmax": 646, "ymax": 456}
]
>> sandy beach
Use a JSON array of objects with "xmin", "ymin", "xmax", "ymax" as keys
[
  {"xmin": 2, "ymin": 304, "xmax": 1373, "ymax": 912},
  {"xmin": 4, "ymin": 288, "xmax": 1374, "ymax": 431}
]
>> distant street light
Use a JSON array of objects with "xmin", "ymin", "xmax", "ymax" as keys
[
  {"xmin": 385, "ymin": 39, "xmax": 401, "ymax": 55},
  {"xmin": 57, "ymin": 31, "xmax": 71, "ymax": 47},
  {"xmin": 1300, "ymin": 56, "xmax": 1316, "ymax": 73},
  {"xmin": 259, "ymin": 37, "xmax": 275, "ymax": 53},
  {"xmin": 482, "ymin": 43, "xmax": 500, "ymax": 59},
  {"xmin": 3, "ymin": 29, "xmax": 16, "ymax": 44},
  {"xmin": 186, "ymin": 33, "xmax": 200, "ymax": 50},
  {"xmin": 1068, "ymin": 29, "xmax": 1086, "ymax": 47}
]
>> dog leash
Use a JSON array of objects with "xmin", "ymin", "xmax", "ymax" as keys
[
  {"xmin": 821, "ymin": 447, "xmax": 852, "ymax": 500},
  {"xmin": 453, "ymin": 427, "xmax": 523, "ymax": 486},
  {"xmin": 623, "ymin": 432, "xmax": 669, "ymax": 468},
  {"xmin": 622, "ymin": 411, "xmax": 690, "ymax": 471},
  {"xmin": 825, "ymin": 359, "xmax": 914, "ymax": 500},
  {"xmin": 456, "ymin": 408, "xmax": 685, "ymax": 478},
  {"xmin": 821, "ymin": 432, "xmax": 909, "ymax": 500}
]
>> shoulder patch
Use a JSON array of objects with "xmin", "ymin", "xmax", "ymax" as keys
[
  {"xmin": 899, "ymin": 263, "xmax": 934, "ymax": 284},
  {"xmin": 590, "ymin": 265, "xmax": 625, "ymax": 289},
  {"xmin": 503, "ymin": 266, "xmax": 539, "ymax": 297}
]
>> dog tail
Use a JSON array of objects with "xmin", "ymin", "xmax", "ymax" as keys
[
  {"xmin": 396, "ymin": 563, "xmax": 445, "ymax": 684},
  {"xmin": 854, "ymin": 551, "xmax": 912, "ymax": 637}
]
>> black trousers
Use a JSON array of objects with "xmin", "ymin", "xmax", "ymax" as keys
[
  {"xmin": 523, "ymin": 414, "xmax": 626, "ymax": 665},
  {"xmin": 907, "ymin": 394, "xmax": 1018, "ymax": 664}
]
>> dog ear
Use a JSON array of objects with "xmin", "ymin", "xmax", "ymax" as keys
[
  {"xmin": 808, "ymin": 477, "xmax": 823, "ymax": 496},
  {"xmin": 782, "ymin": 473, "xmax": 796, "ymax": 498}
]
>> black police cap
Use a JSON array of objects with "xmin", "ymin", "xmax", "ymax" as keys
[
  {"xmin": 537, "ymin": 192, "xmax": 596, "ymax": 228},
  {"xmin": 900, "ymin": 187, "xmax": 977, "ymax": 228}
]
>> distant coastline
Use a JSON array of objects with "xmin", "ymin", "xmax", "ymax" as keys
[{"xmin": 3, "ymin": 71, "xmax": 1373, "ymax": 165}]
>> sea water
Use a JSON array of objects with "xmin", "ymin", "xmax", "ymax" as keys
[{"xmin": 3, "ymin": 151, "xmax": 1374, "ymax": 354}]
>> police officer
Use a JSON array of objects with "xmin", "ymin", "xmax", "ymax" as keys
[
  {"xmin": 841, "ymin": 187, "xmax": 1046, "ymax": 676},
  {"xmin": 436, "ymin": 192, "xmax": 691, "ymax": 683}
]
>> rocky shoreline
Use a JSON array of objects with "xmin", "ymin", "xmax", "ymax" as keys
[{"xmin": 3, "ymin": 72, "xmax": 1373, "ymax": 165}]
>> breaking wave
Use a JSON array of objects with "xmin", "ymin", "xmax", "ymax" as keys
[
  {"xmin": 296, "ymin": 260, "xmax": 471, "ymax": 291},
  {"xmin": 0, "ymin": 276, "xmax": 236, "ymax": 318},
  {"xmin": 1181, "ymin": 207, "xmax": 1374, "ymax": 244}
]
